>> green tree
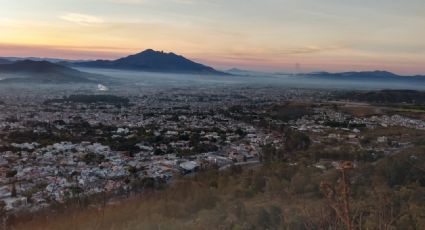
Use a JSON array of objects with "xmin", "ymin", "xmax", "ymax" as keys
[
  {"xmin": 11, "ymin": 184, "xmax": 17, "ymax": 197},
  {"xmin": 284, "ymin": 130, "xmax": 311, "ymax": 152},
  {"xmin": 257, "ymin": 208, "xmax": 271, "ymax": 229}
]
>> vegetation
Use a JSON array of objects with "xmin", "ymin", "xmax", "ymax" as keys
[
  {"xmin": 45, "ymin": 94, "xmax": 130, "ymax": 105},
  {"xmin": 339, "ymin": 90, "xmax": 425, "ymax": 105},
  {"xmin": 268, "ymin": 103, "xmax": 314, "ymax": 122},
  {"xmin": 11, "ymin": 145, "xmax": 425, "ymax": 230}
]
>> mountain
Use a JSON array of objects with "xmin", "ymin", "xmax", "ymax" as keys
[
  {"xmin": 295, "ymin": 70, "xmax": 425, "ymax": 86},
  {"xmin": 0, "ymin": 60, "xmax": 99, "ymax": 83},
  {"xmin": 225, "ymin": 68, "xmax": 271, "ymax": 76},
  {"xmin": 304, "ymin": 70, "xmax": 424, "ymax": 80},
  {"xmin": 3, "ymin": 57, "xmax": 88, "ymax": 63},
  {"xmin": 0, "ymin": 58, "xmax": 12, "ymax": 65},
  {"xmin": 75, "ymin": 49, "xmax": 225, "ymax": 74}
]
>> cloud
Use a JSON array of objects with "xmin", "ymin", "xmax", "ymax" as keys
[
  {"xmin": 60, "ymin": 13, "xmax": 104, "ymax": 25},
  {"xmin": 108, "ymin": 0, "xmax": 145, "ymax": 3},
  {"xmin": 173, "ymin": 0, "xmax": 195, "ymax": 4},
  {"xmin": 0, "ymin": 43, "xmax": 127, "ymax": 60},
  {"xmin": 108, "ymin": 0, "xmax": 195, "ymax": 4},
  {"xmin": 277, "ymin": 45, "xmax": 345, "ymax": 55}
]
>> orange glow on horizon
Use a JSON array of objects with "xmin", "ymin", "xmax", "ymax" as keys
[{"xmin": 1, "ymin": 0, "xmax": 424, "ymax": 76}]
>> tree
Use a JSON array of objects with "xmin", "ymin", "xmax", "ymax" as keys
[
  {"xmin": 269, "ymin": 205, "xmax": 283, "ymax": 229},
  {"xmin": 252, "ymin": 175, "xmax": 266, "ymax": 193},
  {"xmin": 284, "ymin": 130, "xmax": 311, "ymax": 152},
  {"xmin": 6, "ymin": 170, "xmax": 17, "ymax": 178},
  {"xmin": 262, "ymin": 144, "xmax": 285, "ymax": 163},
  {"xmin": 257, "ymin": 208, "xmax": 271, "ymax": 229},
  {"xmin": 11, "ymin": 184, "xmax": 17, "ymax": 197},
  {"xmin": 321, "ymin": 161, "xmax": 354, "ymax": 230},
  {"xmin": 141, "ymin": 177, "xmax": 156, "ymax": 189},
  {"xmin": 0, "ymin": 200, "xmax": 6, "ymax": 230},
  {"xmin": 0, "ymin": 201, "xmax": 5, "ymax": 214}
]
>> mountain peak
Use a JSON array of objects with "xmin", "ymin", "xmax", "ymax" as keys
[
  {"xmin": 129, "ymin": 49, "xmax": 177, "ymax": 59},
  {"xmin": 137, "ymin": 49, "xmax": 161, "ymax": 55}
]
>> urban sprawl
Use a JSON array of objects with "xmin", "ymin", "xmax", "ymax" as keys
[{"xmin": 1, "ymin": 87, "xmax": 424, "ymax": 213}]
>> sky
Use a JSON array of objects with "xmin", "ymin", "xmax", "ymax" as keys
[{"xmin": 0, "ymin": 0, "xmax": 424, "ymax": 74}]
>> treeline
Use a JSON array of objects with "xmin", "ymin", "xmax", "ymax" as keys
[
  {"xmin": 324, "ymin": 121, "xmax": 366, "ymax": 128},
  {"xmin": 44, "ymin": 94, "xmax": 130, "ymax": 105},
  {"xmin": 268, "ymin": 103, "xmax": 314, "ymax": 122},
  {"xmin": 262, "ymin": 129, "xmax": 311, "ymax": 163},
  {"xmin": 5, "ymin": 121, "xmax": 98, "ymax": 146},
  {"xmin": 339, "ymin": 90, "xmax": 425, "ymax": 105}
]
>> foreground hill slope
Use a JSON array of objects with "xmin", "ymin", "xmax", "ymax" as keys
[{"xmin": 11, "ymin": 144, "xmax": 425, "ymax": 230}]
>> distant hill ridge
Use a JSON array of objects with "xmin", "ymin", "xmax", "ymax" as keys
[
  {"xmin": 1, "ymin": 60, "xmax": 73, "ymax": 72},
  {"xmin": 0, "ymin": 60, "xmax": 98, "ymax": 83},
  {"xmin": 305, "ymin": 70, "xmax": 425, "ymax": 79},
  {"xmin": 76, "ymin": 49, "xmax": 225, "ymax": 74},
  {"xmin": 0, "ymin": 58, "xmax": 12, "ymax": 65}
]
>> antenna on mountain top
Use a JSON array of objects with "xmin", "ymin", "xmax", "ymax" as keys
[{"xmin": 294, "ymin": 63, "xmax": 301, "ymax": 76}]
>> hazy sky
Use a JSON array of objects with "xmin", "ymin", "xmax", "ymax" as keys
[{"xmin": 0, "ymin": 0, "xmax": 424, "ymax": 74}]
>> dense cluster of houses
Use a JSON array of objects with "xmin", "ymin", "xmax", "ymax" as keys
[
  {"xmin": 0, "ymin": 87, "xmax": 423, "ymax": 214},
  {"xmin": 0, "ymin": 90, "xmax": 270, "ymax": 213},
  {"xmin": 1, "ymin": 132, "xmax": 263, "ymax": 212}
]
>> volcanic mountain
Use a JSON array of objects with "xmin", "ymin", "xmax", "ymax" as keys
[{"xmin": 75, "ymin": 49, "xmax": 225, "ymax": 74}]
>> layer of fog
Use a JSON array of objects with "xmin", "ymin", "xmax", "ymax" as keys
[
  {"xmin": 0, "ymin": 73, "xmax": 29, "ymax": 81},
  {"xmin": 1, "ymin": 68, "xmax": 424, "ymax": 97},
  {"xmin": 78, "ymin": 68, "xmax": 425, "ymax": 91}
]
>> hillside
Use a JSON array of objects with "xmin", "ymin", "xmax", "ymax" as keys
[
  {"xmin": 0, "ymin": 60, "xmax": 99, "ymax": 83},
  {"xmin": 75, "ymin": 49, "xmax": 225, "ymax": 74},
  {"xmin": 10, "ymin": 143, "xmax": 425, "ymax": 230},
  {"xmin": 339, "ymin": 90, "xmax": 425, "ymax": 105}
]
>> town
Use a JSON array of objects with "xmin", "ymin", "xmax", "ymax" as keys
[{"xmin": 0, "ymin": 86, "xmax": 424, "ymax": 217}]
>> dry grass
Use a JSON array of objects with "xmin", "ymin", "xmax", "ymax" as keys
[
  {"xmin": 11, "ymin": 165, "xmax": 311, "ymax": 230},
  {"xmin": 339, "ymin": 105, "xmax": 383, "ymax": 117},
  {"xmin": 11, "ymin": 147, "xmax": 425, "ymax": 229},
  {"xmin": 13, "ymin": 179, "xmax": 222, "ymax": 230}
]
